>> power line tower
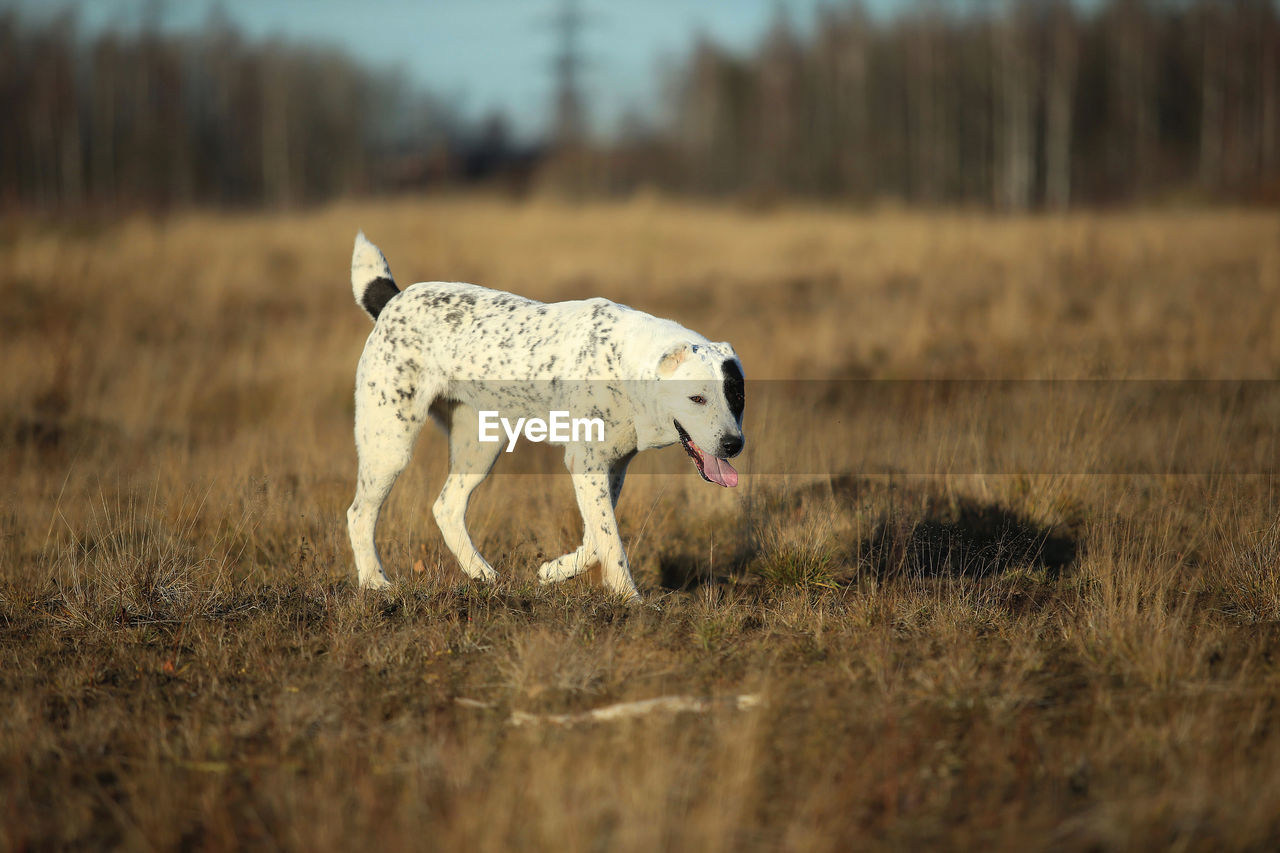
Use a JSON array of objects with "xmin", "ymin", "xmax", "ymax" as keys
[{"xmin": 548, "ymin": 0, "xmax": 589, "ymax": 147}]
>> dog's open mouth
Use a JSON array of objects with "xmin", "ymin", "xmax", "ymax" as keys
[{"xmin": 674, "ymin": 421, "xmax": 738, "ymax": 488}]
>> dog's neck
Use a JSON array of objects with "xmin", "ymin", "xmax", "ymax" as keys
[{"xmin": 630, "ymin": 389, "xmax": 672, "ymax": 452}]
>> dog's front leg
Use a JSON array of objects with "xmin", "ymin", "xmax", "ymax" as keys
[
  {"xmin": 542, "ymin": 448, "xmax": 638, "ymax": 601},
  {"xmin": 573, "ymin": 473, "xmax": 639, "ymax": 602},
  {"xmin": 538, "ymin": 453, "xmax": 634, "ymax": 591}
]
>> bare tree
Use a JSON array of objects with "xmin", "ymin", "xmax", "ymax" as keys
[
  {"xmin": 1045, "ymin": 0, "xmax": 1079, "ymax": 210},
  {"xmin": 819, "ymin": 4, "xmax": 872, "ymax": 198},
  {"xmin": 1198, "ymin": 3, "xmax": 1224, "ymax": 191},
  {"xmin": 903, "ymin": 5, "xmax": 949, "ymax": 203},
  {"xmin": 754, "ymin": 8, "xmax": 803, "ymax": 194},
  {"xmin": 1262, "ymin": 3, "xmax": 1279, "ymax": 180},
  {"xmin": 994, "ymin": 1, "xmax": 1034, "ymax": 211}
]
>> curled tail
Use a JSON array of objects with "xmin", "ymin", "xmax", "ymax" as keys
[{"xmin": 351, "ymin": 231, "xmax": 400, "ymax": 321}]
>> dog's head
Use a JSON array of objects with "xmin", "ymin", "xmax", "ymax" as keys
[{"xmin": 654, "ymin": 341, "xmax": 745, "ymax": 487}]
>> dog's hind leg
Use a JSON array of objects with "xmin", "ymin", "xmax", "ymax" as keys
[
  {"xmin": 347, "ymin": 362, "xmax": 437, "ymax": 589},
  {"xmin": 538, "ymin": 452, "xmax": 633, "ymax": 586},
  {"xmin": 432, "ymin": 402, "xmax": 503, "ymax": 582}
]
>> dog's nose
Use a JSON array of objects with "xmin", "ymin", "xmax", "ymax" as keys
[{"xmin": 720, "ymin": 434, "xmax": 744, "ymax": 458}]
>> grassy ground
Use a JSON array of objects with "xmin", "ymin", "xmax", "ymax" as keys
[{"xmin": 4, "ymin": 197, "xmax": 1280, "ymax": 850}]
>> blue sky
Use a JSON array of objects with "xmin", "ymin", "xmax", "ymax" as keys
[{"xmin": 12, "ymin": 0, "xmax": 905, "ymax": 140}]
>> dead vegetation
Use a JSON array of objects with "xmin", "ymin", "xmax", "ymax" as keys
[{"xmin": 3, "ymin": 198, "xmax": 1280, "ymax": 849}]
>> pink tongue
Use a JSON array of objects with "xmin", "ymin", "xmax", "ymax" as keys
[{"xmin": 690, "ymin": 441, "xmax": 739, "ymax": 488}]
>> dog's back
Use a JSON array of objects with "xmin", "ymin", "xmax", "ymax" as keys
[{"xmin": 351, "ymin": 234, "xmax": 697, "ymax": 383}]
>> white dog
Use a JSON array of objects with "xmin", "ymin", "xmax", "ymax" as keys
[{"xmin": 346, "ymin": 233, "xmax": 745, "ymax": 601}]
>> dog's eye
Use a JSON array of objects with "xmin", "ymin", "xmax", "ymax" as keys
[{"xmin": 689, "ymin": 395, "xmax": 706, "ymax": 405}]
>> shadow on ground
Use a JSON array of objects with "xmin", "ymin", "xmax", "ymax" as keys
[
  {"xmin": 658, "ymin": 474, "xmax": 1079, "ymax": 591},
  {"xmin": 860, "ymin": 496, "xmax": 1078, "ymax": 580}
]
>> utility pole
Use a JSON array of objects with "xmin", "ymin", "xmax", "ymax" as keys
[{"xmin": 548, "ymin": 0, "xmax": 588, "ymax": 147}]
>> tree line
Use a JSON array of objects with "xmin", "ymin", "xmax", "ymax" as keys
[
  {"xmin": 658, "ymin": 0, "xmax": 1280, "ymax": 209},
  {"xmin": 0, "ymin": 8, "xmax": 491, "ymax": 209},
  {"xmin": 2, "ymin": 1, "xmax": 1277, "ymax": 211}
]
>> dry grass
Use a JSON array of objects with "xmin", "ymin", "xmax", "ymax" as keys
[{"xmin": 4, "ymin": 196, "xmax": 1280, "ymax": 850}]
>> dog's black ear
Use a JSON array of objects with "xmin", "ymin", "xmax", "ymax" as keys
[
  {"xmin": 657, "ymin": 344, "xmax": 691, "ymax": 378},
  {"xmin": 721, "ymin": 358, "xmax": 744, "ymax": 421}
]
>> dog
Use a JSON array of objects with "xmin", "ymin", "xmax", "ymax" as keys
[{"xmin": 346, "ymin": 233, "xmax": 745, "ymax": 601}]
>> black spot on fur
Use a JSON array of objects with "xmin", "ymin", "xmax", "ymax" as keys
[
  {"xmin": 722, "ymin": 359, "xmax": 744, "ymax": 422},
  {"xmin": 361, "ymin": 276, "xmax": 399, "ymax": 319}
]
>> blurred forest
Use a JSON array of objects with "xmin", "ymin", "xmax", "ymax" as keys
[
  {"xmin": 1, "ymin": 0, "xmax": 1278, "ymax": 211},
  {"xmin": 0, "ymin": 7, "xmax": 529, "ymax": 208},
  {"xmin": 662, "ymin": 0, "xmax": 1280, "ymax": 208}
]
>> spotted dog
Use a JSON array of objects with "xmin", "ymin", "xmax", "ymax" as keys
[{"xmin": 346, "ymin": 233, "xmax": 745, "ymax": 601}]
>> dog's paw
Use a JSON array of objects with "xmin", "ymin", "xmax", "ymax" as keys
[
  {"xmin": 536, "ymin": 561, "xmax": 568, "ymax": 584},
  {"xmin": 537, "ymin": 553, "xmax": 589, "ymax": 584},
  {"xmin": 461, "ymin": 563, "xmax": 498, "ymax": 583},
  {"xmin": 612, "ymin": 587, "xmax": 642, "ymax": 606},
  {"xmin": 358, "ymin": 573, "xmax": 392, "ymax": 591}
]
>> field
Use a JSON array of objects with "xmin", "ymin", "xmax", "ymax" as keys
[{"xmin": 4, "ymin": 197, "xmax": 1280, "ymax": 850}]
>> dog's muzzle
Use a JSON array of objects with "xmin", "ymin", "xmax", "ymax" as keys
[{"xmin": 674, "ymin": 420, "xmax": 739, "ymax": 488}]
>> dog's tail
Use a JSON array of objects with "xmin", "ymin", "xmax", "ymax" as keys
[{"xmin": 351, "ymin": 231, "xmax": 400, "ymax": 321}]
